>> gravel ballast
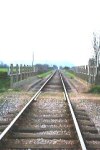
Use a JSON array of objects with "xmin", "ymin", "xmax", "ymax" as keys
[
  {"xmin": 0, "ymin": 73, "xmax": 100, "ymax": 137},
  {"xmin": 67, "ymin": 76, "xmax": 100, "ymax": 135}
]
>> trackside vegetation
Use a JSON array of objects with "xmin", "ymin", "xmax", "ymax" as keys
[
  {"xmin": 63, "ymin": 70, "xmax": 75, "ymax": 79},
  {"xmin": 88, "ymin": 85, "xmax": 100, "ymax": 94},
  {"xmin": 0, "ymin": 68, "xmax": 8, "ymax": 72},
  {"xmin": 0, "ymin": 77, "xmax": 10, "ymax": 93},
  {"xmin": 37, "ymin": 70, "xmax": 53, "ymax": 78},
  {"xmin": 0, "ymin": 68, "xmax": 10, "ymax": 93},
  {"xmin": 63, "ymin": 69, "xmax": 100, "ymax": 94}
]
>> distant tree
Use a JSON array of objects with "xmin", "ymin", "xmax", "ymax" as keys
[
  {"xmin": 53, "ymin": 65, "xmax": 58, "ymax": 69},
  {"xmin": 35, "ymin": 64, "xmax": 50, "ymax": 72},
  {"xmin": 0, "ymin": 61, "xmax": 8, "ymax": 68},
  {"xmin": 64, "ymin": 66, "xmax": 70, "ymax": 70}
]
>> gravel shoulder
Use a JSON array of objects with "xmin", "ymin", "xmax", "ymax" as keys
[
  {"xmin": 0, "ymin": 74, "xmax": 52, "ymax": 122},
  {"xmin": 0, "ymin": 76, "xmax": 41, "ymax": 121},
  {"xmin": 66, "ymin": 76, "xmax": 100, "ymax": 134}
]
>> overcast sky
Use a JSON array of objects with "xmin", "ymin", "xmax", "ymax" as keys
[{"xmin": 0, "ymin": 0, "xmax": 100, "ymax": 66}]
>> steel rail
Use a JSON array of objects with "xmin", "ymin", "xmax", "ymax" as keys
[
  {"xmin": 60, "ymin": 72, "xmax": 87, "ymax": 150},
  {"xmin": 0, "ymin": 71, "xmax": 56, "ymax": 141}
]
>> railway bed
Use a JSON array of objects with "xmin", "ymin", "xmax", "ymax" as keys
[{"xmin": 0, "ymin": 71, "xmax": 100, "ymax": 149}]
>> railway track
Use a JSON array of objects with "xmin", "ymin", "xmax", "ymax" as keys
[{"xmin": 0, "ymin": 71, "xmax": 99, "ymax": 149}]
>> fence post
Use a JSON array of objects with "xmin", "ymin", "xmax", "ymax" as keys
[
  {"xmin": 16, "ymin": 64, "xmax": 19, "ymax": 82},
  {"xmin": 10, "ymin": 64, "xmax": 13, "ymax": 88},
  {"xmin": 20, "ymin": 64, "xmax": 22, "ymax": 80},
  {"xmin": 29, "ymin": 66, "xmax": 32, "ymax": 77},
  {"xmin": 27, "ymin": 65, "xmax": 29, "ymax": 78},
  {"xmin": 23, "ymin": 65, "xmax": 26, "ymax": 79},
  {"xmin": 31, "ymin": 66, "xmax": 33, "ymax": 76}
]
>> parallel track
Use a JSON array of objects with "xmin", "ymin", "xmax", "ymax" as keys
[{"xmin": 0, "ymin": 71, "xmax": 98, "ymax": 149}]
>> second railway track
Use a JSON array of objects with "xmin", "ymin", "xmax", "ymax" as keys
[{"xmin": 0, "ymin": 71, "xmax": 99, "ymax": 149}]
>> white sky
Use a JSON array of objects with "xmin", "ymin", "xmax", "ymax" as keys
[{"xmin": 0, "ymin": 0, "xmax": 100, "ymax": 66}]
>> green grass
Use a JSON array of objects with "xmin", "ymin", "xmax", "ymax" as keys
[
  {"xmin": 88, "ymin": 85, "xmax": 100, "ymax": 94},
  {"xmin": 0, "ymin": 68, "xmax": 8, "ymax": 72},
  {"xmin": 37, "ymin": 71, "xmax": 52, "ymax": 78},
  {"xmin": 0, "ymin": 68, "xmax": 10, "ymax": 92},
  {"xmin": 63, "ymin": 70, "xmax": 75, "ymax": 79},
  {"xmin": 0, "ymin": 77, "xmax": 10, "ymax": 93}
]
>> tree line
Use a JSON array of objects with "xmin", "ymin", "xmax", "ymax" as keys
[{"xmin": 0, "ymin": 61, "xmax": 8, "ymax": 68}]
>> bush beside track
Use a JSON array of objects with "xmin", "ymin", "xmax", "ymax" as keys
[
  {"xmin": 88, "ymin": 85, "xmax": 100, "ymax": 94},
  {"xmin": 0, "ymin": 69, "xmax": 10, "ymax": 92}
]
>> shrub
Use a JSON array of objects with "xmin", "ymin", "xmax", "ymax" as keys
[{"xmin": 89, "ymin": 85, "xmax": 100, "ymax": 93}]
